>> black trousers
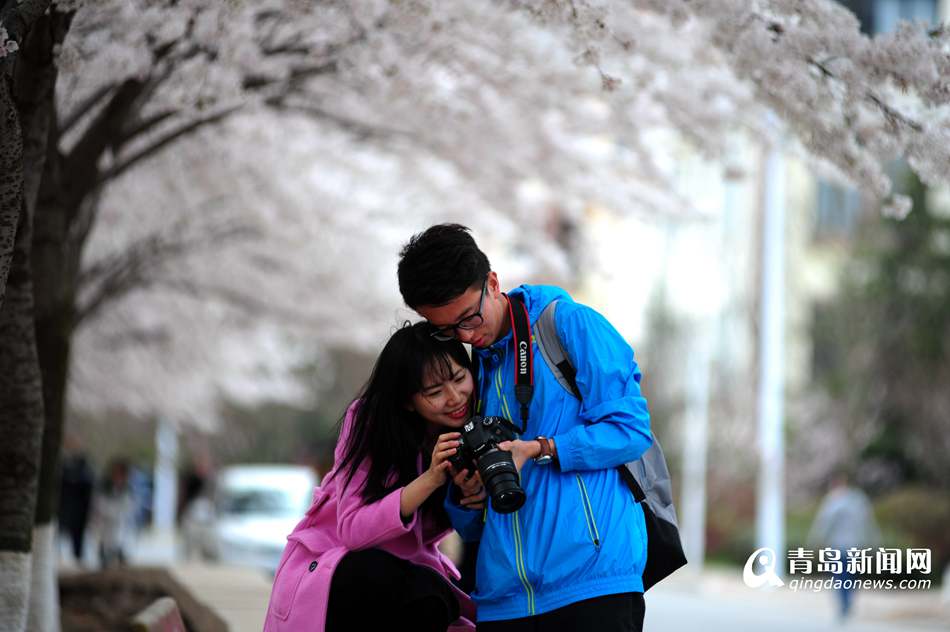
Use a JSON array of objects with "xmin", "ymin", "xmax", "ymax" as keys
[
  {"xmin": 477, "ymin": 592, "xmax": 644, "ymax": 632},
  {"xmin": 63, "ymin": 521, "xmax": 86, "ymax": 562},
  {"xmin": 325, "ymin": 548, "xmax": 460, "ymax": 632}
]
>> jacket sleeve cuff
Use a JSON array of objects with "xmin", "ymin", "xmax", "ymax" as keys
[
  {"xmin": 553, "ymin": 430, "xmax": 580, "ymax": 472},
  {"xmin": 390, "ymin": 486, "xmax": 419, "ymax": 531},
  {"xmin": 443, "ymin": 489, "xmax": 483, "ymax": 542}
]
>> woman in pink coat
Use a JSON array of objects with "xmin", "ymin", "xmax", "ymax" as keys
[{"xmin": 264, "ymin": 322, "xmax": 479, "ymax": 631}]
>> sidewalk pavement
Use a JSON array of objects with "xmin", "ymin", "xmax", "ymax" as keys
[
  {"xmin": 80, "ymin": 529, "xmax": 948, "ymax": 631},
  {"xmin": 652, "ymin": 566, "xmax": 949, "ymax": 631},
  {"xmin": 129, "ymin": 528, "xmax": 272, "ymax": 632},
  {"xmin": 163, "ymin": 563, "xmax": 948, "ymax": 632},
  {"xmin": 169, "ymin": 563, "xmax": 272, "ymax": 632}
]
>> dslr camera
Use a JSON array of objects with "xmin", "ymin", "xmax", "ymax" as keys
[{"xmin": 448, "ymin": 415, "xmax": 526, "ymax": 514}]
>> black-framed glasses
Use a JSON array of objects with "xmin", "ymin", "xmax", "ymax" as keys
[{"xmin": 429, "ymin": 278, "xmax": 488, "ymax": 341}]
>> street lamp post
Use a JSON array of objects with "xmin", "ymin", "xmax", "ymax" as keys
[{"xmin": 756, "ymin": 134, "xmax": 786, "ymax": 575}]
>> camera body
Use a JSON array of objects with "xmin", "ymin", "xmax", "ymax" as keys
[
  {"xmin": 453, "ymin": 415, "xmax": 518, "ymax": 461},
  {"xmin": 449, "ymin": 415, "xmax": 526, "ymax": 513}
]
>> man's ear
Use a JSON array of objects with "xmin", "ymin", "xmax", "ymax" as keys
[{"xmin": 487, "ymin": 270, "xmax": 500, "ymax": 296}]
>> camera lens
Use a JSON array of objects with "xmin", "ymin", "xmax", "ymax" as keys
[{"xmin": 477, "ymin": 449, "xmax": 525, "ymax": 514}]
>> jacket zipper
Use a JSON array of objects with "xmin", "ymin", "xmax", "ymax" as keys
[
  {"xmin": 489, "ymin": 349, "xmax": 535, "ymax": 615},
  {"xmin": 512, "ymin": 510, "xmax": 536, "ymax": 615},
  {"xmin": 575, "ymin": 474, "xmax": 601, "ymax": 548}
]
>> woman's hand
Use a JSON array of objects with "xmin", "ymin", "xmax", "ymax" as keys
[
  {"xmin": 426, "ymin": 432, "xmax": 461, "ymax": 486},
  {"xmin": 497, "ymin": 439, "xmax": 541, "ymax": 473},
  {"xmin": 401, "ymin": 432, "xmax": 461, "ymax": 521},
  {"xmin": 452, "ymin": 468, "xmax": 486, "ymax": 510}
]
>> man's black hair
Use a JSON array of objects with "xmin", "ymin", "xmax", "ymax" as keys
[{"xmin": 398, "ymin": 223, "xmax": 491, "ymax": 308}]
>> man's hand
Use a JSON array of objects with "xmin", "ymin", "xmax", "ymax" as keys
[
  {"xmin": 452, "ymin": 468, "xmax": 486, "ymax": 509},
  {"xmin": 497, "ymin": 439, "xmax": 541, "ymax": 473}
]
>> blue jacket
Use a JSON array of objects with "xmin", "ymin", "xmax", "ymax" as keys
[{"xmin": 445, "ymin": 284, "xmax": 653, "ymax": 622}]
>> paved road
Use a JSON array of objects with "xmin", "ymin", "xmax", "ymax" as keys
[
  {"xmin": 167, "ymin": 564, "xmax": 948, "ymax": 632},
  {"xmin": 115, "ymin": 532, "xmax": 950, "ymax": 631},
  {"xmin": 170, "ymin": 563, "xmax": 272, "ymax": 632},
  {"xmin": 645, "ymin": 567, "xmax": 948, "ymax": 632},
  {"xmin": 644, "ymin": 586, "xmax": 945, "ymax": 632}
]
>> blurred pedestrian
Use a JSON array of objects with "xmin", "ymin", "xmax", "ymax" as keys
[
  {"xmin": 178, "ymin": 465, "xmax": 208, "ymax": 523},
  {"xmin": 179, "ymin": 464, "xmax": 214, "ymax": 560},
  {"xmin": 93, "ymin": 458, "xmax": 137, "ymax": 567},
  {"xmin": 58, "ymin": 436, "xmax": 94, "ymax": 565},
  {"xmin": 127, "ymin": 464, "xmax": 153, "ymax": 529},
  {"xmin": 807, "ymin": 469, "xmax": 881, "ymax": 620}
]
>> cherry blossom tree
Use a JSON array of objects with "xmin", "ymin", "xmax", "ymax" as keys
[
  {"xmin": 62, "ymin": 0, "xmax": 950, "ymax": 428},
  {"xmin": 64, "ymin": 0, "xmax": 752, "ymax": 427},
  {"xmin": 544, "ymin": 0, "xmax": 950, "ymax": 217}
]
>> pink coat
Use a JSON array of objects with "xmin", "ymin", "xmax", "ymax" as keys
[{"xmin": 263, "ymin": 402, "xmax": 476, "ymax": 632}]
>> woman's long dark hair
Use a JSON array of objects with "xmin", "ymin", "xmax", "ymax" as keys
[{"xmin": 335, "ymin": 321, "xmax": 472, "ymax": 506}]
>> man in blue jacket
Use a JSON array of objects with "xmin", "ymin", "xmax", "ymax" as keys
[{"xmin": 397, "ymin": 224, "xmax": 653, "ymax": 631}]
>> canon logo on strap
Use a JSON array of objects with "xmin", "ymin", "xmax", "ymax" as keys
[{"xmin": 518, "ymin": 340, "xmax": 529, "ymax": 372}]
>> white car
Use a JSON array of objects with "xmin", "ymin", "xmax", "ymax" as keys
[{"xmin": 183, "ymin": 464, "xmax": 318, "ymax": 574}]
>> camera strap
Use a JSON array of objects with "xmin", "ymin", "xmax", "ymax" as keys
[
  {"xmin": 507, "ymin": 294, "xmax": 534, "ymax": 434},
  {"xmin": 469, "ymin": 293, "xmax": 535, "ymax": 434}
]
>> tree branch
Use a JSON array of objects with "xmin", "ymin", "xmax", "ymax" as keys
[
  {"xmin": 152, "ymin": 277, "xmax": 315, "ymax": 327},
  {"xmin": 114, "ymin": 109, "xmax": 177, "ymax": 150},
  {"xmin": 63, "ymin": 78, "xmax": 147, "ymax": 211},
  {"xmin": 75, "ymin": 220, "xmax": 255, "ymax": 326},
  {"xmin": 59, "ymin": 82, "xmax": 118, "ymax": 138},
  {"xmin": 807, "ymin": 56, "xmax": 924, "ymax": 133},
  {"xmin": 97, "ymin": 104, "xmax": 241, "ymax": 186},
  {"xmin": 268, "ymin": 100, "xmax": 412, "ymax": 140},
  {"xmin": 242, "ymin": 59, "xmax": 338, "ymax": 91}
]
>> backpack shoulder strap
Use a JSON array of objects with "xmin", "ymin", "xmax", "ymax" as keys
[{"xmin": 534, "ymin": 300, "xmax": 582, "ymax": 400}]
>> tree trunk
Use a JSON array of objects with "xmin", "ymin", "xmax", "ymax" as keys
[
  {"xmin": 0, "ymin": 0, "xmax": 51, "ymax": 301},
  {"xmin": 25, "ymin": 24, "xmax": 167, "ymax": 632},
  {"xmin": 0, "ymin": 34, "xmax": 36, "ymax": 616},
  {"xmin": 0, "ymin": 63, "xmax": 23, "ymax": 306},
  {"xmin": 0, "ymin": 163, "xmax": 45, "ymax": 632},
  {"xmin": 0, "ymin": 3, "xmax": 64, "ymax": 630},
  {"xmin": 25, "ymin": 524, "xmax": 57, "ymax": 632},
  {"xmin": 28, "ymin": 123, "xmax": 74, "ymax": 632},
  {"xmin": 19, "ymin": 10, "xmax": 72, "ymax": 632}
]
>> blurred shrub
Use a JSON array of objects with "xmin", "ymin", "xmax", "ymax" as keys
[
  {"xmin": 704, "ymin": 478, "xmax": 756, "ymax": 566},
  {"xmin": 874, "ymin": 487, "xmax": 950, "ymax": 579},
  {"xmin": 785, "ymin": 502, "xmax": 820, "ymax": 548},
  {"xmin": 703, "ymin": 485, "xmax": 948, "ymax": 585}
]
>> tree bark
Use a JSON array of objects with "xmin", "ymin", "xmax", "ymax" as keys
[
  {"xmin": 0, "ymin": 2, "xmax": 61, "ymax": 630},
  {"xmin": 0, "ymin": 156, "xmax": 44, "ymax": 632},
  {"xmin": 29, "ymin": 140, "xmax": 78, "ymax": 632},
  {"xmin": 26, "ymin": 6, "xmax": 72, "ymax": 521},
  {"xmin": 0, "ymin": 57, "xmax": 23, "ymax": 307},
  {"xmin": 20, "ymin": 11, "xmax": 72, "ymax": 632},
  {"xmin": 0, "ymin": 0, "xmax": 52, "ymax": 301}
]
